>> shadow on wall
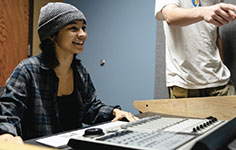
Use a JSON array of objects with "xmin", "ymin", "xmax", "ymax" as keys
[
  {"xmin": 220, "ymin": 20, "xmax": 236, "ymax": 89},
  {"xmin": 154, "ymin": 21, "xmax": 169, "ymax": 99}
]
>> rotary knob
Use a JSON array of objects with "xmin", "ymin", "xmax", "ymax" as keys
[{"xmin": 83, "ymin": 128, "xmax": 105, "ymax": 137}]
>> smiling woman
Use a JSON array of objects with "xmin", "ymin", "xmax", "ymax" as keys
[
  {"xmin": 53, "ymin": 20, "xmax": 87, "ymax": 56},
  {"xmin": 0, "ymin": 2, "xmax": 137, "ymax": 143}
]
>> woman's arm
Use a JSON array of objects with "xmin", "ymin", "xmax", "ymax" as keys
[{"xmin": 0, "ymin": 64, "xmax": 28, "ymax": 137}]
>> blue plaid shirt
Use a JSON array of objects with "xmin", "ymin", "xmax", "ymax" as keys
[{"xmin": 0, "ymin": 54, "xmax": 119, "ymax": 140}]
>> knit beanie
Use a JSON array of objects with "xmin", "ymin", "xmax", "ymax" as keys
[{"xmin": 38, "ymin": 2, "xmax": 86, "ymax": 42}]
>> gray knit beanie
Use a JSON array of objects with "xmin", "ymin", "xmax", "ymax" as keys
[{"xmin": 38, "ymin": 2, "xmax": 86, "ymax": 42}]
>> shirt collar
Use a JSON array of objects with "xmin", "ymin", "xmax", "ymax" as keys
[{"xmin": 37, "ymin": 53, "xmax": 81, "ymax": 70}]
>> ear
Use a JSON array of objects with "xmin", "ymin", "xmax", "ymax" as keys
[{"xmin": 49, "ymin": 35, "xmax": 56, "ymax": 42}]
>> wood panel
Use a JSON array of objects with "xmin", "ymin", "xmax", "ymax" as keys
[
  {"xmin": 0, "ymin": 0, "xmax": 29, "ymax": 86},
  {"xmin": 0, "ymin": 141, "xmax": 56, "ymax": 150},
  {"xmin": 133, "ymin": 96, "xmax": 236, "ymax": 120}
]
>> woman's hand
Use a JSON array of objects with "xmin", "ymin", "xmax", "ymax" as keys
[
  {"xmin": 0, "ymin": 134, "xmax": 24, "ymax": 144},
  {"xmin": 111, "ymin": 109, "xmax": 139, "ymax": 122}
]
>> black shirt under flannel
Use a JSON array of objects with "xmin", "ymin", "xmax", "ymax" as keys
[{"xmin": 0, "ymin": 54, "xmax": 120, "ymax": 140}]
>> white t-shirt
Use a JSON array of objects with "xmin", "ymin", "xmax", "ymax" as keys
[{"xmin": 155, "ymin": 0, "xmax": 230, "ymax": 89}]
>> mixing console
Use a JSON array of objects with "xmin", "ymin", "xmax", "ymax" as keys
[{"xmin": 68, "ymin": 115, "xmax": 227, "ymax": 150}]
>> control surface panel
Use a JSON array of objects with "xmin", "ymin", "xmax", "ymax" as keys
[{"xmin": 68, "ymin": 115, "xmax": 227, "ymax": 150}]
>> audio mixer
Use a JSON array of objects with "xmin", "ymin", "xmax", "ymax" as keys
[{"xmin": 68, "ymin": 115, "xmax": 228, "ymax": 150}]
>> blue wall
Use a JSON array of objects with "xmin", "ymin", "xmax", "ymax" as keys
[{"xmin": 65, "ymin": 0, "xmax": 156, "ymax": 114}]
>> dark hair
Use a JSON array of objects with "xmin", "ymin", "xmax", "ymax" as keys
[{"xmin": 39, "ymin": 38, "xmax": 59, "ymax": 68}]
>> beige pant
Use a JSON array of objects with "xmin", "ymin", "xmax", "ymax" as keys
[{"xmin": 168, "ymin": 80, "xmax": 236, "ymax": 99}]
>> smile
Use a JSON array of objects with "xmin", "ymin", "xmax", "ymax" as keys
[{"xmin": 73, "ymin": 41, "xmax": 84, "ymax": 45}]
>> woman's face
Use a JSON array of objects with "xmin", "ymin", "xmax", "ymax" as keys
[{"xmin": 54, "ymin": 20, "xmax": 87, "ymax": 55}]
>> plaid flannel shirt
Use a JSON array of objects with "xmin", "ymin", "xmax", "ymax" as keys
[{"xmin": 0, "ymin": 54, "xmax": 119, "ymax": 140}]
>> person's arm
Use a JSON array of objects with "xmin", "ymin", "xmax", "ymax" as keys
[
  {"xmin": 160, "ymin": 3, "xmax": 236, "ymax": 26},
  {"xmin": 82, "ymin": 76, "xmax": 137, "ymax": 123},
  {"xmin": 0, "ymin": 63, "xmax": 29, "ymax": 142},
  {"xmin": 0, "ymin": 101, "xmax": 23, "ymax": 144},
  {"xmin": 78, "ymin": 65, "xmax": 136, "ymax": 124}
]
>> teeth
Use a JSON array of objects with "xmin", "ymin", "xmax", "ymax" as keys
[{"xmin": 73, "ymin": 41, "xmax": 83, "ymax": 44}]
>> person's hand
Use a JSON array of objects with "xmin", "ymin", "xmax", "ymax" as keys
[
  {"xmin": 0, "ymin": 134, "xmax": 24, "ymax": 144},
  {"xmin": 111, "ymin": 109, "xmax": 139, "ymax": 122},
  {"xmin": 202, "ymin": 3, "xmax": 236, "ymax": 26}
]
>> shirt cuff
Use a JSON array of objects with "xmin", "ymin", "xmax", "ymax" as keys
[{"xmin": 0, "ymin": 123, "xmax": 18, "ymax": 136}]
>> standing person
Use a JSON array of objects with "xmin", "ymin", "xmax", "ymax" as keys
[
  {"xmin": 155, "ymin": 0, "xmax": 236, "ymax": 98},
  {"xmin": 0, "ymin": 2, "xmax": 137, "ymax": 143}
]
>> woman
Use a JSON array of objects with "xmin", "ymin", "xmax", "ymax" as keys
[{"xmin": 0, "ymin": 2, "xmax": 137, "ymax": 143}]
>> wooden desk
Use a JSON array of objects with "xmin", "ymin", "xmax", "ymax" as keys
[
  {"xmin": 133, "ymin": 95, "xmax": 236, "ymax": 120},
  {"xmin": 0, "ymin": 141, "xmax": 56, "ymax": 150}
]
